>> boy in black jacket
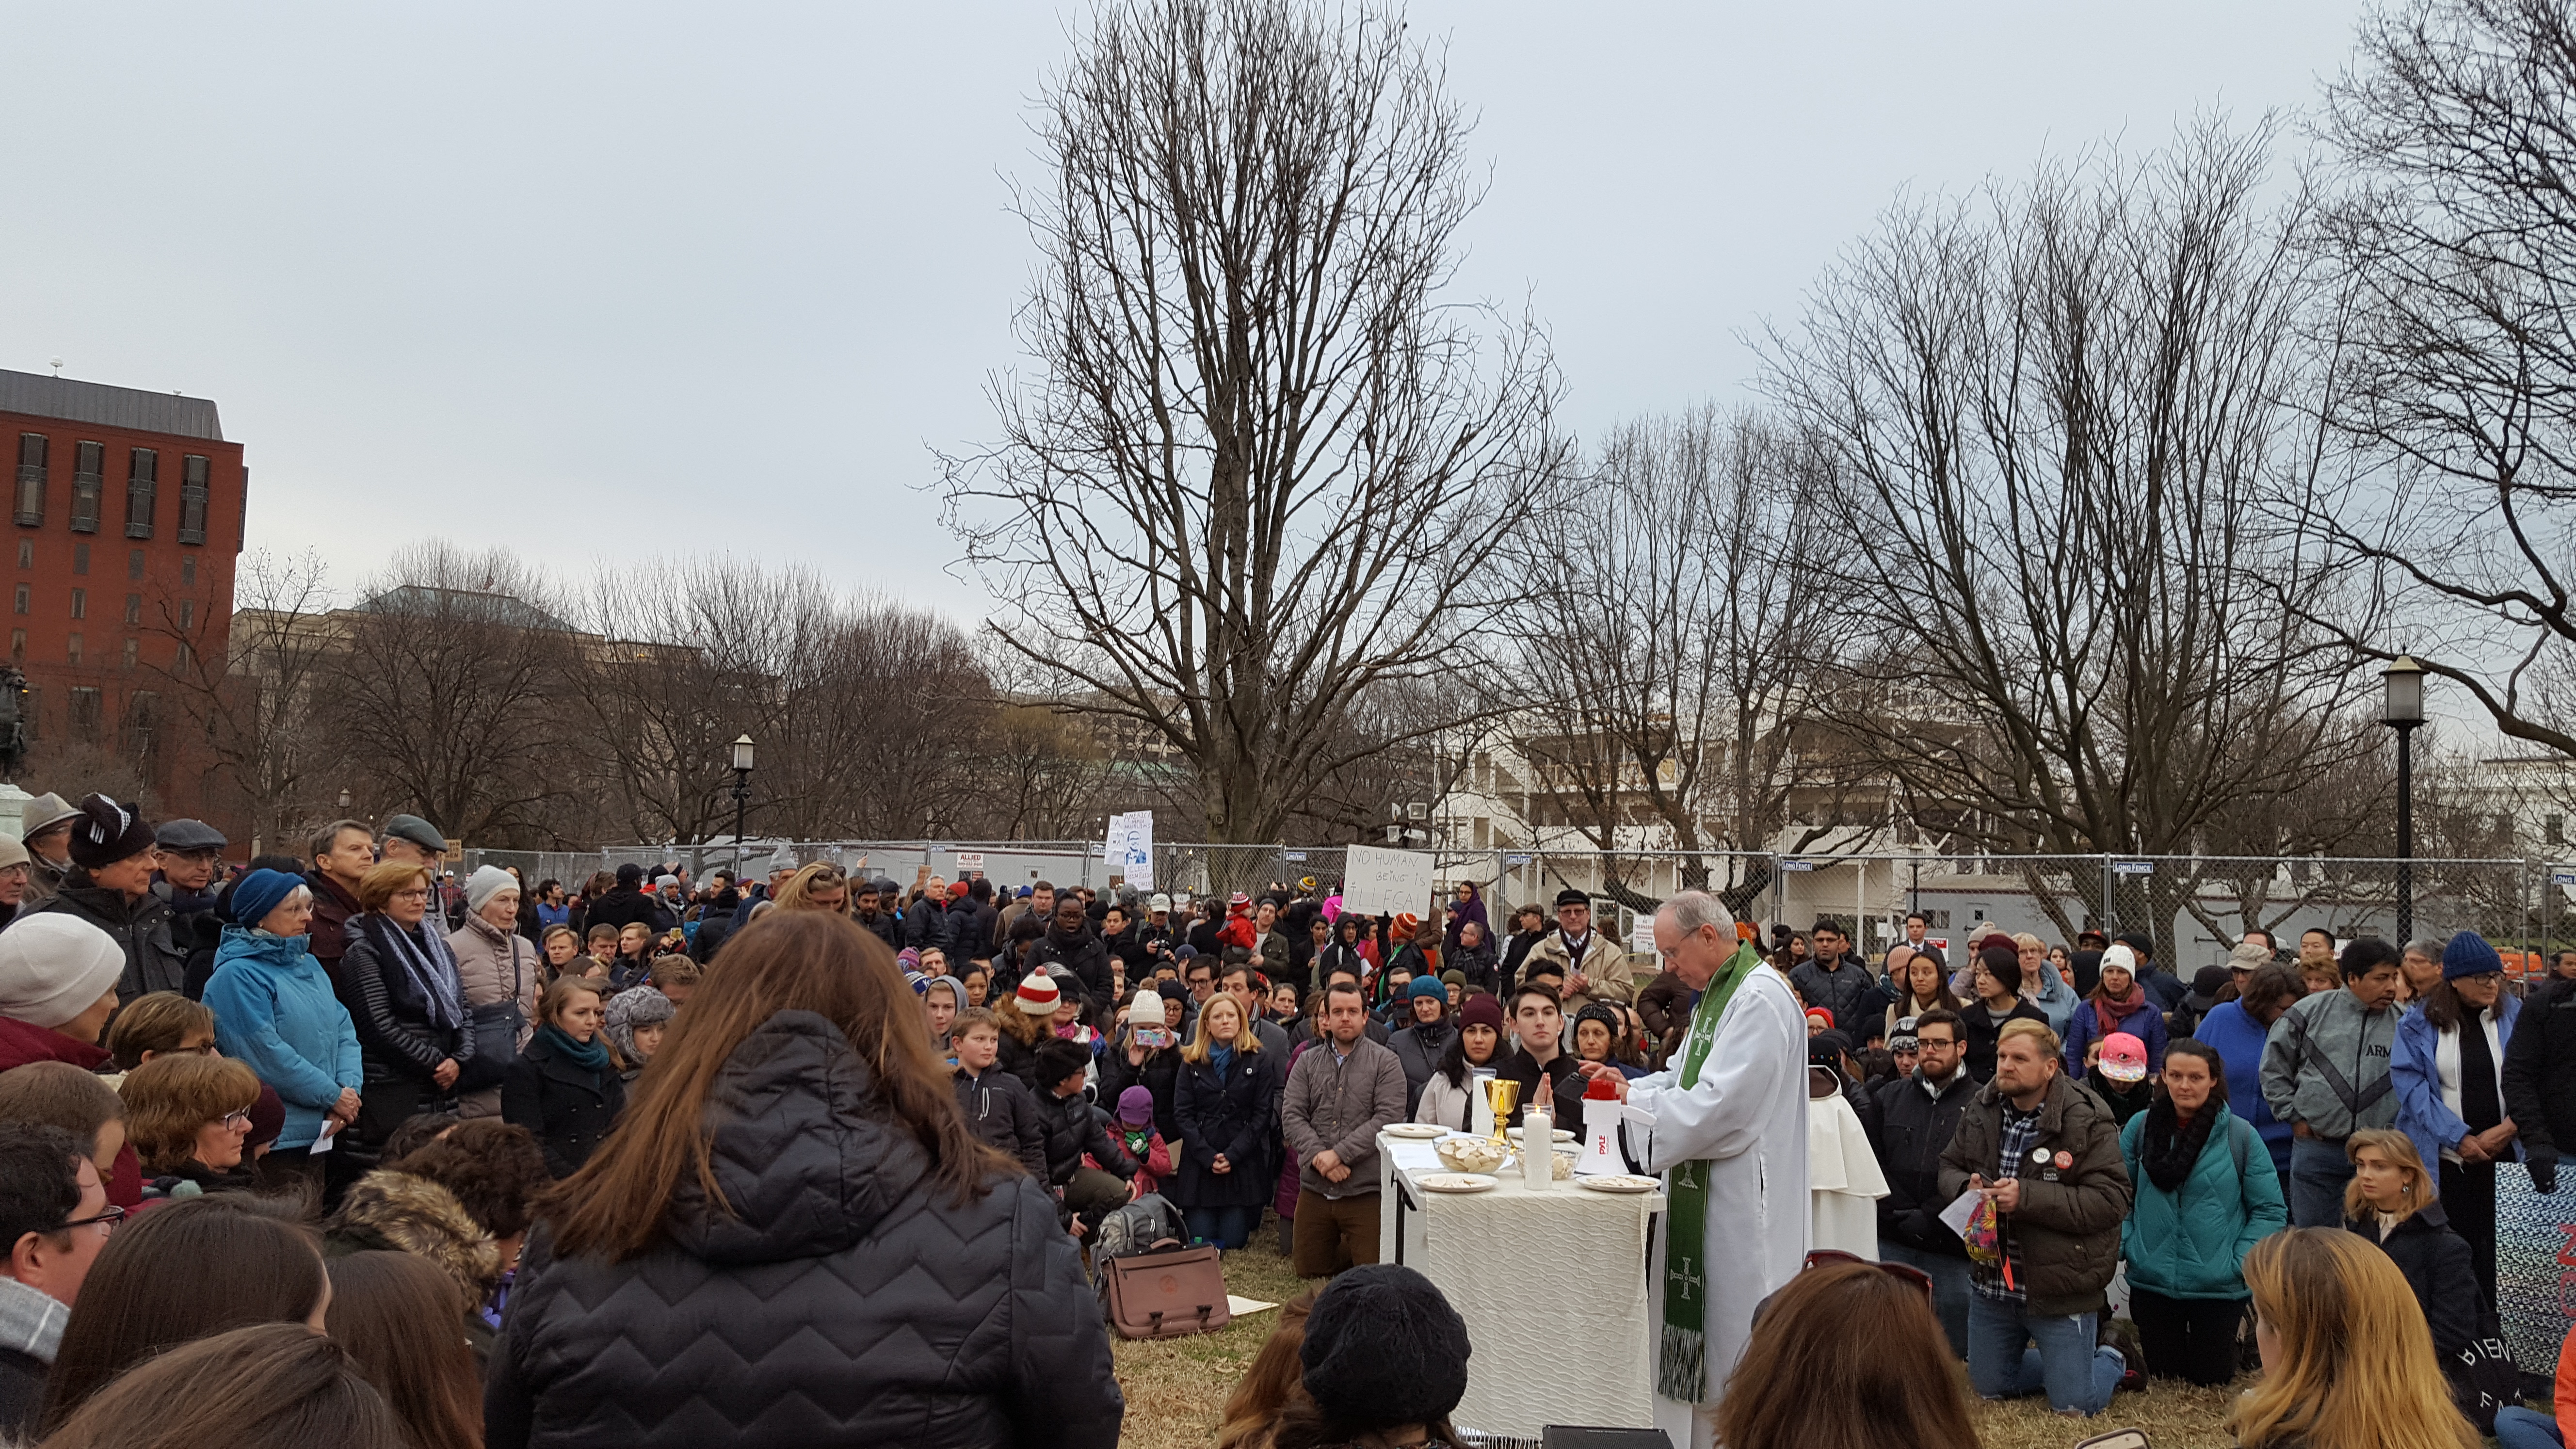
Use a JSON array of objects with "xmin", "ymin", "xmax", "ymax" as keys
[
  {"xmin": 1030, "ymin": 1037, "xmax": 1136, "ymax": 1237},
  {"xmin": 951, "ymin": 1009, "xmax": 1044, "ymax": 1177}
]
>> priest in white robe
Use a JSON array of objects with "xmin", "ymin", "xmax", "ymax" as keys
[{"xmin": 1587, "ymin": 889, "xmax": 1808, "ymax": 1449}]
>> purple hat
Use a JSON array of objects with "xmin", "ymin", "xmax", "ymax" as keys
[
  {"xmin": 1115, "ymin": 1086, "xmax": 1155, "ymax": 1127},
  {"xmin": 896, "ymin": 947, "xmax": 921, "ymax": 971}
]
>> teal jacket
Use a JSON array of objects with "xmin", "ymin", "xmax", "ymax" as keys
[
  {"xmin": 203, "ymin": 925, "xmax": 362, "ymax": 1151},
  {"xmin": 2118, "ymin": 1104, "xmax": 2286, "ymax": 1301}
]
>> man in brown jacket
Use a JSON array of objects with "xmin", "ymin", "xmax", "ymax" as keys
[
  {"xmin": 1282, "ymin": 979, "xmax": 1407, "ymax": 1277},
  {"xmin": 1937, "ymin": 1016, "xmax": 2134, "ymax": 1416}
]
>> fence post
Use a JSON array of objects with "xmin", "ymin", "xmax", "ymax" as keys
[
  {"xmin": 1768, "ymin": 853, "xmax": 1784, "ymax": 932},
  {"xmin": 2098, "ymin": 855, "xmax": 2115, "ymax": 935}
]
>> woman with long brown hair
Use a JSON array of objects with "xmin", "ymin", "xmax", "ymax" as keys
[
  {"xmin": 1715, "ymin": 1258, "xmax": 1978, "ymax": 1449},
  {"xmin": 2226, "ymin": 1227, "xmax": 2478, "ymax": 1449},
  {"xmin": 38, "ymin": 1323, "xmax": 403, "ymax": 1449},
  {"xmin": 485, "ymin": 910, "xmax": 1120, "ymax": 1449},
  {"xmin": 324, "ymin": 1250, "xmax": 482, "ymax": 1449}
]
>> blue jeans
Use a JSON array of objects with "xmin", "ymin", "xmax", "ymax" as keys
[
  {"xmin": 1882, "ymin": 1240, "xmax": 1972, "ymax": 1360},
  {"xmin": 1183, "ymin": 1204, "xmax": 1256, "ymax": 1250},
  {"xmin": 2288, "ymin": 1134, "xmax": 2355, "ymax": 1228},
  {"xmin": 1966, "ymin": 1295, "xmax": 2124, "ymax": 1415},
  {"xmin": 2495, "ymin": 1407, "xmax": 2566, "ymax": 1449}
]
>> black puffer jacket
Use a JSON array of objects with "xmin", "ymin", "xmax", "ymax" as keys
[
  {"xmin": 2505, "ymin": 974, "xmax": 2576, "ymax": 1177},
  {"xmin": 28, "ymin": 878, "xmax": 186, "ymax": 1003},
  {"xmin": 486, "ymin": 1010, "xmax": 1122, "ymax": 1449}
]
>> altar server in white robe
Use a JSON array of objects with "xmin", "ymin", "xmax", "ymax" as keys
[{"xmin": 1586, "ymin": 889, "xmax": 1808, "ymax": 1449}]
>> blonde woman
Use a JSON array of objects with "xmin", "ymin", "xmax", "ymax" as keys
[
  {"xmin": 502, "ymin": 976, "xmax": 626, "ymax": 1180},
  {"xmin": 2225, "ymin": 1227, "xmax": 2478, "ymax": 1449},
  {"xmin": 2343, "ymin": 1127, "xmax": 2485, "ymax": 1408},
  {"xmin": 1171, "ymin": 993, "xmax": 1279, "ymax": 1250},
  {"xmin": 773, "ymin": 863, "xmax": 851, "ymax": 917}
]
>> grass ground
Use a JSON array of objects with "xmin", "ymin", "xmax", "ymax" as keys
[{"xmin": 1109, "ymin": 1213, "xmax": 2254, "ymax": 1449}]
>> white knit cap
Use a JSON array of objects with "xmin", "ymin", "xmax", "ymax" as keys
[
  {"xmin": 0, "ymin": 915, "xmax": 127, "ymax": 1029},
  {"xmin": 1129, "ymin": 987, "xmax": 1161, "ymax": 1028},
  {"xmin": 465, "ymin": 865, "xmax": 519, "ymax": 916}
]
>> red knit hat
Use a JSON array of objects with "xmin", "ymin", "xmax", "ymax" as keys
[{"xmin": 1015, "ymin": 974, "xmax": 1062, "ymax": 1016}]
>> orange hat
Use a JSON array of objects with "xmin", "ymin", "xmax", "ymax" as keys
[{"xmin": 1394, "ymin": 912, "xmax": 1420, "ymax": 938}]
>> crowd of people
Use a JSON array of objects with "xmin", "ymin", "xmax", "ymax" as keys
[{"xmin": 0, "ymin": 783, "xmax": 2573, "ymax": 1447}]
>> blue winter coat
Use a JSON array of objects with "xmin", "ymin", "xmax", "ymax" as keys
[
  {"xmin": 203, "ymin": 925, "xmax": 363, "ymax": 1151},
  {"xmin": 2119, "ymin": 1104, "xmax": 2286, "ymax": 1300},
  {"xmin": 2391, "ymin": 994, "xmax": 2522, "ymax": 1179},
  {"xmin": 2063, "ymin": 996, "xmax": 2169, "ymax": 1079},
  {"xmin": 1171, "ymin": 1047, "xmax": 1281, "ymax": 1211},
  {"xmin": 2195, "ymin": 1001, "xmax": 2291, "ymax": 1175}
]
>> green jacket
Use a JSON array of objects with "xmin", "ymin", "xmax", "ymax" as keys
[{"xmin": 2118, "ymin": 1105, "xmax": 2287, "ymax": 1301}]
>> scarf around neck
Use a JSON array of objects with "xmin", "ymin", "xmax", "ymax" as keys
[
  {"xmin": 2140, "ymin": 1097, "xmax": 2217, "ymax": 1193},
  {"xmin": 539, "ymin": 1022, "xmax": 610, "ymax": 1072},
  {"xmin": 357, "ymin": 913, "xmax": 464, "ymax": 1032},
  {"xmin": 2092, "ymin": 982, "xmax": 2146, "ymax": 1021}
]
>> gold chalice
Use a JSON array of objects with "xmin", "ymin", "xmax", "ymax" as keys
[{"xmin": 1481, "ymin": 1076, "xmax": 1520, "ymax": 1145}]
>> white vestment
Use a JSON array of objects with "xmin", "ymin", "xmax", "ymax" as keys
[{"xmin": 1620, "ymin": 962, "xmax": 1809, "ymax": 1449}]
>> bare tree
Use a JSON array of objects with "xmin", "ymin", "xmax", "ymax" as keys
[
  {"xmin": 157, "ymin": 548, "xmax": 336, "ymax": 853},
  {"xmin": 2302, "ymin": 0, "xmax": 2576, "ymax": 760},
  {"xmin": 1497, "ymin": 408, "xmax": 1852, "ymax": 916},
  {"xmin": 1763, "ymin": 122, "xmax": 2384, "ymax": 963},
  {"xmin": 940, "ymin": 0, "xmax": 1558, "ymax": 845},
  {"xmin": 318, "ymin": 543, "xmax": 582, "ymax": 844}
]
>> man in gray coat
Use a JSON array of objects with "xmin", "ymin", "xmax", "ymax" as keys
[
  {"xmin": 1282, "ymin": 979, "xmax": 1407, "ymax": 1277},
  {"xmin": 2261, "ymin": 936, "xmax": 2404, "ymax": 1226}
]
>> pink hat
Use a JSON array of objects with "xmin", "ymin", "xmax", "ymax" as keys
[
  {"xmin": 2099, "ymin": 1031, "xmax": 2149, "ymax": 1083},
  {"xmin": 1015, "ymin": 973, "xmax": 1062, "ymax": 1016}
]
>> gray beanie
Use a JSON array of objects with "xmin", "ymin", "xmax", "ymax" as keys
[
  {"xmin": 0, "ymin": 915, "xmax": 127, "ymax": 1030},
  {"xmin": 464, "ymin": 865, "xmax": 519, "ymax": 916}
]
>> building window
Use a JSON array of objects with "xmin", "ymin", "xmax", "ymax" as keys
[
  {"xmin": 14, "ymin": 434, "xmax": 44, "ymax": 527},
  {"xmin": 11, "ymin": 586, "xmax": 25, "ymax": 616},
  {"xmin": 67, "ymin": 686, "xmax": 97, "ymax": 741},
  {"xmin": 123, "ymin": 594, "xmax": 140, "ymax": 626},
  {"xmin": 179, "ymin": 557, "xmax": 194, "ymax": 588},
  {"xmin": 174, "ymin": 639, "xmax": 192, "ymax": 673},
  {"xmin": 15, "ymin": 542, "xmax": 28, "ymax": 569},
  {"xmin": 65, "ymin": 633, "xmax": 81, "ymax": 667},
  {"xmin": 177, "ymin": 600, "xmax": 193, "ymax": 631},
  {"xmin": 178, "ymin": 456, "xmax": 208, "ymax": 545},
  {"xmin": 120, "ymin": 638, "xmax": 136, "ymax": 670},
  {"xmin": 124, "ymin": 690, "xmax": 156, "ymax": 765},
  {"xmin": 68, "ymin": 589, "xmax": 84, "ymax": 621},
  {"xmin": 70, "ymin": 442, "xmax": 101, "ymax": 533},
  {"xmin": 127, "ymin": 549, "xmax": 143, "ymax": 580},
  {"xmin": 7, "ymin": 630, "xmax": 21, "ymax": 662},
  {"xmin": 124, "ymin": 449, "xmax": 155, "ymax": 539},
  {"xmin": 71, "ymin": 543, "xmax": 87, "ymax": 576}
]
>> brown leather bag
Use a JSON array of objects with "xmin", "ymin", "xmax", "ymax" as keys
[{"xmin": 1098, "ymin": 1242, "xmax": 1231, "ymax": 1340}]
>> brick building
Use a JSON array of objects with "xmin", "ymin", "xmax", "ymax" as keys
[{"xmin": 0, "ymin": 369, "xmax": 242, "ymax": 821}]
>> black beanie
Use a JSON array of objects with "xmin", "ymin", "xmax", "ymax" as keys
[
  {"xmin": 67, "ymin": 794, "xmax": 156, "ymax": 870},
  {"xmin": 1300, "ymin": 1264, "xmax": 1469, "ymax": 1429},
  {"xmin": 615, "ymin": 862, "xmax": 644, "ymax": 886}
]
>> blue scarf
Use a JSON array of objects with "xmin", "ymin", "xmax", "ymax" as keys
[{"xmin": 1211, "ymin": 1043, "xmax": 1235, "ymax": 1078}]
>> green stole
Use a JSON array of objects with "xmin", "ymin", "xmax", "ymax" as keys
[{"xmin": 1657, "ymin": 939, "xmax": 1763, "ymax": 1402}]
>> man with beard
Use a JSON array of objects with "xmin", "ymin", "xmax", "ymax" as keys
[{"xmin": 853, "ymin": 879, "xmax": 902, "ymax": 954}]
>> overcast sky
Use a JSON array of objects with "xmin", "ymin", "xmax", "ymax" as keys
[{"xmin": 0, "ymin": 0, "xmax": 2370, "ymax": 617}]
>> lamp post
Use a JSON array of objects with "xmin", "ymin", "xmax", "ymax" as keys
[
  {"xmin": 2383, "ymin": 656, "xmax": 2426, "ymax": 941},
  {"xmin": 729, "ymin": 735, "xmax": 756, "ymax": 880}
]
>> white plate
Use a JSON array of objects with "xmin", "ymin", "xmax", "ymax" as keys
[
  {"xmin": 1417, "ymin": 1173, "xmax": 1499, "ymax": 1193},
  {"xmin": 1384, "ymin": 1123, "xmax": 1448, "ymax": 1140},
  {"xmin": 1576, "ymin": 1175, "xmax": 1659, "ymax": 1194},
  {"xmin": 1502, "ymin": 1127, "xmax": 1578, "ymax": 1143}
]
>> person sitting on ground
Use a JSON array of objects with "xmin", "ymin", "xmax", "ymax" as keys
[
  {"xmin": 0, "ymin": 1123, "xmax": 106, "ymax": 1436},
  {"xmin": 38, "ymin": 1195, "xmax": 330, "ymax": 1434},
  {"xmin": 1716, "ymin": 1255, "xmax": 1979, "ymax": 1449},
  {"xmin": 1267, "ymin": 1264, "xmax": 1470, "ymax": 1449},
  {"xmin": 100, "ymin": 990, "xmax": 215, "ymax": 1071},
  {"xmin": 1104, "ymin": 1086, "xmax": 1172, "ymax": 1200},
  {"xmin": 952, "ymin": 1007, "xmax": 1045, "ymax": 1177},
  {"xmin": 1033, "ymin": 1036, "xmax": 1138, "ymax": 1239},
  {"xmin": 2117, "ymin": 1037, "xmax": 2286, "ymax": 1386},
  {"xmin": 2342, "ymin": 1126, "xmax": 2486, "ymax": 1416},
  {"xmin": 2225, "ymin": 1227, "xmax": 2479, "ymax": 1449},
  {"xmin": 118, "ymin": 1052, "xmax": 264, "ymax": 1198}
]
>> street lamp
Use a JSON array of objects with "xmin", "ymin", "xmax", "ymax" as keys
[
  {"xmin": 2383, "ymin": 656, "xmax": 2426, "ymax": 941},
  {"xmin": 729, "ymin": 735, "xmax": 756, "ymax": 879}
]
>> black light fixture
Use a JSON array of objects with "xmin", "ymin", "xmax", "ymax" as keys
[
  {"xmin": 729, "ymin": 735, "xmax": 756, "ymax": 878},
  {"xmin": 2382, "ymin": 656, "xmax": 2426, "ymax": 941}
]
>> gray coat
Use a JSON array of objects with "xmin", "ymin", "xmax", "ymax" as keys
[
  {"xmin": 2259, "ymin": 987, "xmax": 2399, "ymax": 1142},
  {"xmin": 1282, "ymin": 1034, "xmax": 1406, "ymax": 1199}
]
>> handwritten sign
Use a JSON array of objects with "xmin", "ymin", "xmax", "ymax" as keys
[{"xmin": 1340, "ymin": 844, "xmax": 1435, "ymax": 918}]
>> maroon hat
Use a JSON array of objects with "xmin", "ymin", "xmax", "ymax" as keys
[
  {"xmin": 244, "ymin": 1083, "xmax": 287, "ymax": 1155},
  {"xmin": 1459, "ymin": 993, "xmax": 1506, "ymax": 1034}
]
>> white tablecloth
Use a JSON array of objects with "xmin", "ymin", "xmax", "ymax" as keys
[{"xmin": 1376, "ymin": 1129, "xmax": 1667, "ymax": 1438}]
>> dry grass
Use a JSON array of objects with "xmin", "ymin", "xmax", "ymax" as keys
[{"xmin": 1111, "ymin": 1217, "xmax": 2257, "ymax": 1449}]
